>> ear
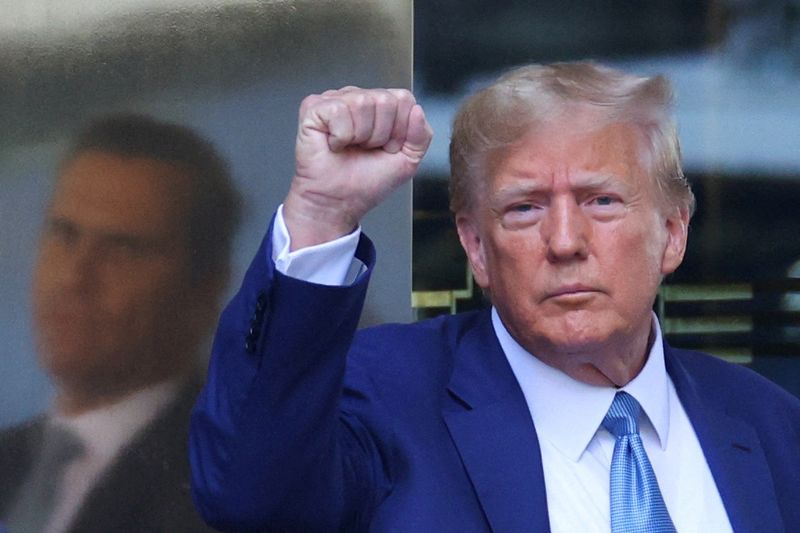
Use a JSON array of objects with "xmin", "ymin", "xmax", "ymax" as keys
[
  {"xmin": 660, "ymin": 206, "xmax": 690, "ymax": 276},
  {"xmin": 455, "ymin": 212, "xmax": 490, "ymax": 289}
]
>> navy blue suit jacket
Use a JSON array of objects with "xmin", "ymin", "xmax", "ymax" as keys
[{"xmin": 190, "ymin": 228, "xmax": 800, "ymax": 532}]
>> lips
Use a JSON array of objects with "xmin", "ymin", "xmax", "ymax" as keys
[{"xmin": 544, "ymin": 284, "xmax": 601, "ymax": 300}]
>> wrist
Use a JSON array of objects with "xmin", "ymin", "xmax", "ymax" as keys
[{"xmin": 283, "ymin": 189, "xmax": 358, "ymax": 251}]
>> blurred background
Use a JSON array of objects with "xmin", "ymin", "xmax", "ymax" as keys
[
  {"xmin": 8, "ymin": 2, "xmax": 796, "ymax": 529},
  {"xmin": 2, "ymin": 0, "xmax": 798, "ymax": 425},
  {"xmin": 0, "ymin": 0, "xmax": 413, "ymax": 425},
  {"xmin": 411, "ymin": 0, "xmax": 800, "ymax": 396}
]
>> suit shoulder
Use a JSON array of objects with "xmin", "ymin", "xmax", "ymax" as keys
[
  {"xmin": 0, "ymin": 416, "xmax": 45, "ymax": 509},
  {"xmin": 354, "ymin": 310, "xmax": 486, "ymax": 356},
  {"xmin": 348, "ymin": 310, "xmax": 488, "ymax": 382},
  {"xmin": 0, "ymin": 415, "xmax": 45, "ymax": 447},
  {"xmin": 669, "ymin": 347, "xmax": 800, "ymax": 415}
]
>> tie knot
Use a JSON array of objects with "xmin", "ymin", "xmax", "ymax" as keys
[{"xmin": 602, "ymin": 391, "xmax": 641, "ymax": 437}]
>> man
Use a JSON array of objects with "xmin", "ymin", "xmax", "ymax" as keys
[
  {"xmin": 0, "ymin": 114, "xmax": 240, "ymax": 532},
  {"xmin": 190, "ymin": 64, "xmax": 800, "ymax": 532}
]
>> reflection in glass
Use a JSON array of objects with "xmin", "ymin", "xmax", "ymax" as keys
[
  {"xmin": 1, "ymin": 1, "xmax": 411, "ymax": 530},
  {"xmin": 2, "ymin": 113, "xmax": 233, "ymax": 532}
]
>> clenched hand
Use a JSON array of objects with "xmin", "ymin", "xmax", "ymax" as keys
[{"xmin": 283, "ymin": 87, "xmax": 433, "ymax": 250}]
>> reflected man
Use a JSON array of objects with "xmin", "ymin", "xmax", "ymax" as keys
[
  {"xmin": 191, "ymin": 63, "xmax": 800, "ymax": 532},
  {"xmin": 0, "ymin": 115, "xmax": 239, "ymax": 533}
]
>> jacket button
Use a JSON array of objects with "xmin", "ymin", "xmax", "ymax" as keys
[{"xmin": 255, "ymin": 292, "xmax": 267, "ymax": 313}]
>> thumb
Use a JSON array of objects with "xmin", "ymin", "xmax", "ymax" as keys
[{"xmin": 401, "ymin": 104, "xmax": 433, "ymax": 164}]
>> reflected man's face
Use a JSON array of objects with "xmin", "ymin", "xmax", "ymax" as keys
[
  {"xmin": 457, "ymin": 119, "xmax": 688, "ymax": 384},
  {"xmin": 32, "ymin": 151, "xmax": 199, "ymax": 398}
]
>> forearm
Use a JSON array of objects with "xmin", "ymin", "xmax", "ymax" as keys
[{"xmin": 190, "ymin": 85, "xmax": 430, "ymax": 531}]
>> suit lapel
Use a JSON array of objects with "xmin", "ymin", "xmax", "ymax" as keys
[
  {"xmin": 0, "ymin": 418, "xmax": 45, "ymax": 515},
  {"xmin": 443, "ymin": 313, "xmax": 550, "ymax": 533},
  {"xmin": 68, "ymin": 380, "xmax": 213, "ymax": 533},
  {"xmin": 666, "ymin": 347, "xmax": 784, "ymax": 533}
]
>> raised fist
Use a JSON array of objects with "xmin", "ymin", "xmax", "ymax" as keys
[{"xmin": 283, "ymin": 87, "xmax": 433, "ymax": 250}]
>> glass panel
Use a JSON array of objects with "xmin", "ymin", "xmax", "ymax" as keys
[{"xmin": 0, "ymin": 1, "xmax": 411, "ymax": 529}]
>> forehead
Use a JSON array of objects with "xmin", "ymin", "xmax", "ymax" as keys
[
  {"xmin": 52, "ymin": 151, "xmax": 192, "ymax": 238},
  {"xmin": 491, "ymin": 120, "xmax": 650, "ymax": 188}
]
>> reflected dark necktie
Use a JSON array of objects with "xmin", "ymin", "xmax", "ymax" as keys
[
  {"xmin": 6, "ymin": 424, "xmax": 84, "ymax": 533},
  {"xmin": 603, "ymin": 392, "xmax": 676, "ymax": 533}
]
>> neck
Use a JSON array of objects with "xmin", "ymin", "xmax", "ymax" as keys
[
  {"xmin": 564, "ymin": 352, "xmax": 647, "ymax": 387},
  {"xmin": 522, "ymin": 321, "xmax": 655, "ymax": 388}
]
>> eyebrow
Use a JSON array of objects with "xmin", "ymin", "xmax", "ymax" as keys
[
  {"xmin": 46, "ymin": 212, "xmax": 169, "ymax": 250},
  {"xmin": 491, "ymin": 174, "xmax": 631, "ymax": 204}
]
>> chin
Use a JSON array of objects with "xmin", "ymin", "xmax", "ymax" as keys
[
  {"xmin": 39, "ymin": 338, "xmax": 97, "ymax": 372},
  {"xmin": 41, "ymin": 354, "xmax": 87, "ymax": 381},
  {"xmin": 525, "ymin": 312, "xmax": 624, "ymax": 354}
]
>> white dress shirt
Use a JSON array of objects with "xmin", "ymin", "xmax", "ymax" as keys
[
  {"xmin": 272, "ymin": 204, "xmax": 363, "ymax": 285},
  {"xmin": 272, "ymin": 207, "xmax": 734, "ymax": 532},
  {"xmin": 495, "ymin": 309, "xmax": 732, "ymax": 533},
  {"xmin": 44, "ymin": 380, "xmax": 180, "ymax": 533}
]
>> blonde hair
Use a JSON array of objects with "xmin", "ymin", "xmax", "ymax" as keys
[{"xmin": 449, "ymin": 61, "xmax": 695, "ymax": 216}]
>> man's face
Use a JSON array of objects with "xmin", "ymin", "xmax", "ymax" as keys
[
  {"xmin": 32, "ymin": 151, "xmax": 201, "ymax": 397},
  {"xmin": 457, "ymin": 119, "xmax": 688, "ymax": 385}
]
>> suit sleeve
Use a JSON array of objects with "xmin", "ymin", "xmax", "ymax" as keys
[{"xmin": 189, "ymin": 216, "xmax": 390, "ymax": 531}]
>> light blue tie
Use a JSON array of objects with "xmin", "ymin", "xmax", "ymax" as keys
[{"xmin": 603, "ymin": 391, "xmax": 676, "ymax": 533}]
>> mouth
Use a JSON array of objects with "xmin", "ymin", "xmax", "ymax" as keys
[{"xmin": 545, "ymin": 285, "xmax": 601, "ymax": 301}]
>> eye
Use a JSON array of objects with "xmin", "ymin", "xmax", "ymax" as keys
[
  {"xmin": 106, "ymin": 235, "xmax": 148, "ymax": 259},
  {"xmin": 584, "ymin": 193, "xmax": 625, "ymax": 220},
  {"xmin": 499, "ymin": 201, "xmax": 544, "ymax": 229},
  {"xmin": 591, "ymin": 195, "xmax": 617, "ymax": 206},
  {"xmin": 46, "ymin": 218, "xmax": 79, "ymax": 245}
]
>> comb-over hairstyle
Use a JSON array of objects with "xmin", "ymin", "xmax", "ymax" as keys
[
  {"xmin": 62, "ymin": 113, "xmax": 241, "ymax": 284},
  {"xmin": 449, "ymin": 61, "xmax": 695, "ymax": 216}
]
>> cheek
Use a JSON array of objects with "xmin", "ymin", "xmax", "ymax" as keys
[
  {"xmin": 640, "ymin": 225, "xmax": 669, "ymax": 273},
  {"xmin": 609, "ymin": 223, "xmax": 667, "ymax": 302},
  {"xmin": 103, "ymin": 264, "xmax": 187, "ymax": 318},
  {"xmin": 32, "ymin": 243, "xmax": 57, "ymax": 288},
  {"xmin": 615, "ymin": 212, "xmax": 667, "ymax": 261},
  {"xmin": 484, "ymin": 233, "xmax": 541, "ymax": 294},
  {"xmin": 31, "ymin": 253, "xmax": 61, "ymax": 319}
]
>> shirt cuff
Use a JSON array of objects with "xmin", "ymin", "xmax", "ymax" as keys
[{"xmin": 271, "ymin": 204, "xmax": 365, "ymax": 286}]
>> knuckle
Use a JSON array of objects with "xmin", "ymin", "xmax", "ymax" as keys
[
  {"xmin": 299, "ymin": 94, "xmax": 325, "ymax": 114},
  {"xmin": 326, "ymin": 100, "xmax": 349, "ymax": 118},
  {"xmin": 299, "ymin": 93, "xmax": 319, "ymax": 109},
  {"xmin": 372, "ymin": 91, "xmax": 394, "ymax": 109},
  {"xmin": 350, "ymin": 92, "xmax": 371, "ymax": 108},
  {"xmin": 388, "ymin": 88, "xmax": 415, "ymax": 104}
]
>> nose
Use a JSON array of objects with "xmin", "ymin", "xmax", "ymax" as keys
[{"xmin": 542, "ymin": 197, "xmax": 589, "ymax": 262}]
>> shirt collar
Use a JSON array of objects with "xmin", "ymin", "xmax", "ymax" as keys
[
  {"xmin": 493, "ymin": 308, "xmax": 671, "ymax": 462},
  {"xmin": 51, "ymin": 380, "xmax": 180, "ymax": 462}
]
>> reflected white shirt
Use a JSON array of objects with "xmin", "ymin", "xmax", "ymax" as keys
[{"xmin": 45, "ymin": 380, "xmax": 179, "ymax": 533}]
